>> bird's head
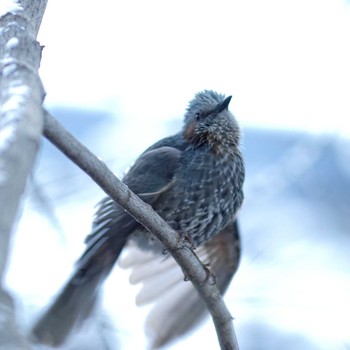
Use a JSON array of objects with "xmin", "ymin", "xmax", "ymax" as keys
[{"xmin": 183, "ymin": 90, "xmax": 241, "ymax": 153}]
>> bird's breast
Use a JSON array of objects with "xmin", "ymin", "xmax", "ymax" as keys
[{"xmin": 158, "ymin": 148, "xmax": 244, "ymax": 245}]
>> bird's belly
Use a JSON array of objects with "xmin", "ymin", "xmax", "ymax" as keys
[{"xmin": 159, "ymin": 179, "xmax": 237, "ymax": 245}]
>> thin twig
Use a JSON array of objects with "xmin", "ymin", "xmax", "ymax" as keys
[{"xmin": 43, "ymin": 111, "xmax": 239, "ymax": 350}]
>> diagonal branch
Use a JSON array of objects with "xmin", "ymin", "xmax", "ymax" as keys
[{"xmin": 43, "ymin": 111, "xmax": 239, "ymax": 350}]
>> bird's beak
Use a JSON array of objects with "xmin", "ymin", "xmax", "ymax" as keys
[{"xmin": 216, "ymin": 96, "xmax": 232, "ymax": 113}]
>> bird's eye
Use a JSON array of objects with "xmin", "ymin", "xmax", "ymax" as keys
[{"xmin": 195, "ymin": 112, "xmax": 201, "ymax": 121}]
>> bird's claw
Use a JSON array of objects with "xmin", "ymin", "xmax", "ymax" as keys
[
  {"xmin": 178, "ymin": 231, "xmax": 197, "ymax": 250},
  {"xmin": 203, "ymin": 263, "xmax": 216, "ymax": 285}
]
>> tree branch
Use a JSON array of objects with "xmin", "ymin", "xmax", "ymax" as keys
[
  {"xmin": 43, "ymin": 112, "xmax": 239, "ymax": 350},
  {"xmin": 0, "ymin": 0, "xmax": 47, "ymax": 348}
]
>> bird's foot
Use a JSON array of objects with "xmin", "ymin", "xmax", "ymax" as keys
[
  {"xmin": 202, "ymin": 263, "xmax": 216, "ymax": 286},
  {"xmin": 178, "ymin": 231, "xmax": 197, "ymax": 250},
  {"xmin": 162, "ymin": 232, "xmax": 195, "ymax": 255}
]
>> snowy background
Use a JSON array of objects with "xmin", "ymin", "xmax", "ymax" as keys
[{"xmin": 3, "ymin": 0, "xmax": 350, "ymax": 349}]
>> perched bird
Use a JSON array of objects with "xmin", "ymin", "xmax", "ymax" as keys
[{"xmin": 31, "ymin": 90, "xmax": 245, "ymax": 348}]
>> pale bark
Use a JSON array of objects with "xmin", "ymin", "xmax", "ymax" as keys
[{"xmin": 0, "ymin": 0, "xmax": 47, "ymax": 348}]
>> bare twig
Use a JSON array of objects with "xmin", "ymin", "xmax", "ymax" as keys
[{"xmin": 43, "ymin": 112, "xmax": 239, "ymax": 350}]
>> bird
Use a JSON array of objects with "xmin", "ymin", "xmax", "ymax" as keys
[{"xmin": 31, "ymin": 90, "xmax": 245, "ymax": 348}]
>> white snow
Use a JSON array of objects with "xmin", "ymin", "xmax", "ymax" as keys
[
  {"xmin": 0, "ymin": 85, "xmax": 30, "ymax": 151},
  {"xmin": 8, "ymin": 85, "xmax": 30, "ymax": 97},
  {"xmin": 1, "ymin": 62, "xmax": 17, "ymax": 77},
  {"xmin": 2, "ymin": 94, "xmax": 24, "ymax": 113},
  {"xmin": 0, "ymin": 84, "xmax": 30, "ymax": 120},
  {"xmin": 5, "ymin": 37, "xmax": 19, "ymax": 49},
  {"xmin": 0, "ymin": 121, "xmax": 16, "ymax": 152},
  {"xmin": 0, "ymin": 0, "xmax": 22, "ymax": 17}
]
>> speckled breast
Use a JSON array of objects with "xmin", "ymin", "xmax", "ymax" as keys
[{"xmin": 156, "ymin": 145, "xmax": 245, "ymax": 245}]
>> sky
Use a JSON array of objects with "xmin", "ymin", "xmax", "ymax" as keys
[{"xmin": 37, "ymin": 0, "xmax": 350, "ymax": 135}]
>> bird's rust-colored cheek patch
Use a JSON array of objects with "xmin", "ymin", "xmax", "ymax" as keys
[{"xmin": 183, "ymin": 122, "xmax": 197, "ymax": 141}]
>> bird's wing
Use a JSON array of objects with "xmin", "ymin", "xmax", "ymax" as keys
[
  {"xmin": 30, "ymin": 145, "xmax": 184, "ymax": 347},
  {"xmin": 123, "ymin": 145, "xmax": 183, "ymax": 203},
  {"xmin": 119, "ymin": 220, "xmax": 241, "ymax": 349},
  {"xmin": 83, "ymin": 145, "xmax": 183, "ymax": 262}
]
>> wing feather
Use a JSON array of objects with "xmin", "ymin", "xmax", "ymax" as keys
[{"xmin": 119, "ymin": 220, "xmax": 241, "ymax": 348}]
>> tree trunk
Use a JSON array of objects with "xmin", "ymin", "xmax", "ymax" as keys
[{"xmin": 0, "ymin": 0, "xmax": 47, "ymax": 347}]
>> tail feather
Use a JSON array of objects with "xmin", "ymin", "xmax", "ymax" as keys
[
  {"xmin": 31, "ymin": 197, "xmax": 138, "ymax": 346},
  {"xmin": 31, "ymin": 234, "xmax": 127, "ymax": 347}
]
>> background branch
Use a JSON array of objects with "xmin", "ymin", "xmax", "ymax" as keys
[
  {"xmin": 43, "ymin": 111, "xmax": 239, "ymax": 350},
  {"xmin": 0, "ymin": 0, "xmax": 47, "ymax": 348}
]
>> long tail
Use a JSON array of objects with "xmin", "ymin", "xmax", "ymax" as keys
[
  {"xmin": 31, "ymin": 197, "xmax": 135, "ymax": 347},
  {"xmin": 31, "ymin": 234, "xmax": 127, "ymax": 347}
]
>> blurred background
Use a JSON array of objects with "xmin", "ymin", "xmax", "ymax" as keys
[{"xmin": 4, "ymin": 0, "xmax": 350, "ymax": 349}]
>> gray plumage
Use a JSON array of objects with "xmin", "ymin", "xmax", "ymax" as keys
[{"xmin": 31, "ymin": 90, "xmax": 245, "ymax": 348}]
